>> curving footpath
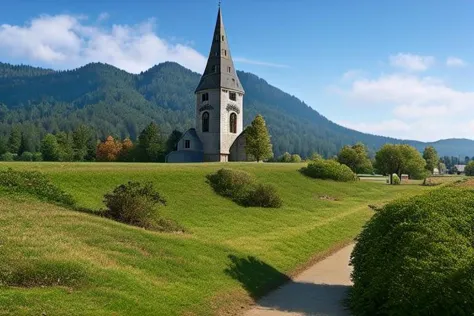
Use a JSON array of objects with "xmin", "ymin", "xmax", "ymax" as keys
[{"xmin": 244, "ymin": 244, "xmax": 354, "ymax": 316}]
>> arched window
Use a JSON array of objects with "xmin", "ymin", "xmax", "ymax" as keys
[
  {"xmin": 230, "ymin": 113, "xmax": 237, "ymax": 134},
  {"xmin": 202, "ymin": 112, "xmax": 210, "ymax": 133}
]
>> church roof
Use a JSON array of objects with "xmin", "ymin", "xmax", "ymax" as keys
[{"xmin": 195, "ymin": 7, "xmax": 245, "ymax": 94}]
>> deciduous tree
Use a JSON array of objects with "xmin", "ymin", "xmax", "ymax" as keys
[
  {"xmin": 337, "ymin": 143, "xmax": 373, "ymax": 174},
  {"xmin": 41, "ymin": 134, "xmax": 60, "ymax": 161},
  {"xmin": 423, "ymin": 146, "xmax": 439, "ymax": 173},
  {"xmin": 96, "ymin": 136, "xmax": 122, "ymax": 162},
  {"xmin": 375, "ymin": 144, "xmax": 427, "ymax": 182}
]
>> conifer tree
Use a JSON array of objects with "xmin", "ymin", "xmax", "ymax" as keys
[
  {"xmin": 245, "ymin": 114, "xmax": 273, "ymax": 162},
  {"xmin": 7, "ymin": 127, "xmax": 22, "ymax": 154},
  {"xmin": 41, "ymin": 134, "xmax": 60, "ymax": 161},
  {"xmin": 138, "ymin": 123, "xmax": 165, "ymax": 162}
]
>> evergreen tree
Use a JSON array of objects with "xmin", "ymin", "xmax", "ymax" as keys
[
  {"xmin": 245, "ymin": 114, "xmax": 273, "ymax": 162},
  {"xmin": 0, "ymin": 137, "xmax": 7, "ymax": 155},
  {"xmin": 7, "ymin": 127, "xmax": 22, "ymax": 154},
  {"xmin": 41, "ymin": 134, "xmax": 60, "ymax": 161},
  {"xmin": 73, "ymin": 125, "xmax": 93, "ymax": 161},
  {"xmin": 56, "ymin": 132, "xmax": 74, "ymax": 161},
  {"xmin": 165, "ymin": 130, "xmax": 183, "ymax": 154},
  {"xmin": 138, "ymin": 123, "xmax": 165, "ymax": 162}
]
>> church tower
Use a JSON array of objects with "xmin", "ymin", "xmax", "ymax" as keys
[{"xmin": 195, "ymin": 7, "xmax": 245, "ymax": 162}]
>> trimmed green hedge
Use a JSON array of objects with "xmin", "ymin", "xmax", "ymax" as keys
[
  {"xmin": 350, "ymin": 187, "xmax": 474, "ymax": 315},
  {"xmin": 301, "ymin": 159, "xmax": 357, "ymax": 182}
]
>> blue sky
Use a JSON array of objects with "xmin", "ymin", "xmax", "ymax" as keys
[{"xmin": 1, "ymin": 0, "xmax": 473, "ymax": 141}]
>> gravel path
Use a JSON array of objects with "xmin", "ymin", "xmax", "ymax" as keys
[{"xmin": 244, "ymin": 244, "xmax": 354, "ymax": 316}]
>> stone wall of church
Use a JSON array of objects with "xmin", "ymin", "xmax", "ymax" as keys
[
  {"xmin": 195, "ymin": 89, "xmax": 221, "ymax": 157},
  {"xmin": 219, "ymin": 89, "xmax": 243, "ymax": 155}
]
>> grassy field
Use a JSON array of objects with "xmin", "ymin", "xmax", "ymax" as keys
[{"xmin": 0, "ymin": 162, "xmax": 431, "ymax": 315}]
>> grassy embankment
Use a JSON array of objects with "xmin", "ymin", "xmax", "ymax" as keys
[{"xmin": 0, "ymin": 162, "xmax": 431, "ymax": 315}]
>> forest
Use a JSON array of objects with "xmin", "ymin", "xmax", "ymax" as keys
[{"xmin": 1, "ymin": 61, "xmax": 474, "ymax": 159}]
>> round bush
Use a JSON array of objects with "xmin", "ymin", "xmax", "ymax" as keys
[
  {"xmin": 246, "ymin": 183, "xmax": 283, "ymax": 208},
  {"xmin": 301, "ymin": 159, "xmax": 357, "ymax": 182},
  {"xmin": 207, "ymin": 169, "xmax": 283, "ymax": 208},
  {"xmin": 19, "ymin": 151, "xmax": 34, "ymax": 161},
  {"xmin": 350, "ymin": 187, "xmax": 474, "ymax": 316},
  {"xmin": 103, "ymin": 181, "xmax": 167, "ymax": 229},
  {"xmin": 391, "ymin": 173, "xmax": 401, "ymax": 185},
  {"xmin": 0, "ymin": 152, "xmax": 14, "ymax": 161}
]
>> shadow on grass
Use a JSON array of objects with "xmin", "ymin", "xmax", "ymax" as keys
[
  {"xmin": 224, "ymin": 255, "xmax": 291, "ymax": 299},
  {"xmin": 225, "ymin": 255, "xmax": 352, "ymax": 315}
]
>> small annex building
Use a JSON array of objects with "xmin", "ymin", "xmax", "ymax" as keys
[{"xmin": 166, "ymin": 7, "xmax": 249, "ymax": 163}]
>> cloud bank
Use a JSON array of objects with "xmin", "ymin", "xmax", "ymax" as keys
[
  {"xmin": 0, "ymin": 14, "xmax": 207, "ymax": 73},
  {"xmin": 337, "ymin": 54, "xmax": 474, "ymax": 141}
]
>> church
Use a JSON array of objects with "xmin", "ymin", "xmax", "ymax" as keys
[{"xmin": 166, "ymin": 7, "xmax": 248, "ymax": 163}]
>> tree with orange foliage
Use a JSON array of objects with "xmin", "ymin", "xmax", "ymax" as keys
[{"xmin": 96, "ymin": 136, "xmax": 122, "ymax": 162}]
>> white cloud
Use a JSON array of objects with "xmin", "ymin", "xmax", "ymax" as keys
[
  {"xmin": 389, "ymin": 53, "xmax": 435, "ymax": 71},
  {"xmin": 97, "ymin": 12, "xmax": 110, "ymax": 22},
  {"xmin": 0, "ymin": 14, "xmax": 207, "ymax": 73},
  {"xmin": 335, "ymin": 61, "xmax": 474, "ymax": 141},
  {"xmin": 234, "ymin": 57, "xmax": 289, "ymax": 68},
  {"xmin": 446, "ymin": 56, "xmax": 467, "ymax": 67}
]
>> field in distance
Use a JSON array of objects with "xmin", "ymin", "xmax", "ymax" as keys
[{"xmin": 0, "ymin": 162, "xmax": 431, "ymax": 315}]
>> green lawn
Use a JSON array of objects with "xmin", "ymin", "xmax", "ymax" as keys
[{"xmin": 0, "ymin": 162, "xmax": 431, "ymax": 315}]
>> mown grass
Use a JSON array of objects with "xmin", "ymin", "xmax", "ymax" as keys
[{"xmin": 0, "ymin": 162, "xmax": 431, "ymax": 315}]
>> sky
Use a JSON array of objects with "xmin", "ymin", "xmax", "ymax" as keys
[{"xmin": 0, "ymin": 0, "xmax": 473, "ymax": 142}]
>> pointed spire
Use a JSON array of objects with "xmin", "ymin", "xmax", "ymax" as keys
[{"xmin": 195, "ymin": 6, "xmax": 244, "ymax": 94}]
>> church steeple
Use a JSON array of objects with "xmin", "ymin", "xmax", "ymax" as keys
[{"xmin": 195, "ymin": 7, "xmax": 244, "ymax": 94}]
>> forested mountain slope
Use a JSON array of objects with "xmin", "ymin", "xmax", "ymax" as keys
[{"xmin": 0, "ymin": 61, "xmax": 472, "ymax": 157}]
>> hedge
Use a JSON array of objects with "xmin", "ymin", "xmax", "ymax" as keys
[{"xmin": 349, "ymin": 186, "xmax": 474, "ymax": 315}]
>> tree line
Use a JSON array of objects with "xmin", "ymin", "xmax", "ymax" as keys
[{"xmin": 0, "ymin": 123, "xmax": 184, "ymax": 162}]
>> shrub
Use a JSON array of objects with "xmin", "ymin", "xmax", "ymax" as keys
[
  {"xmin": 349, "ymin": 187, "xmax": 474, "ymax": 316},
  {"xmin": 391, "ymin": 173, "xmax": 401, "ymax": 185},
  {"xmin": 290, "ymin": 154, "xmax": 302, "ymax": 163},
  {"xmin": 207, "ymin": 169, "xmax": 283, "ymax": 208},
  {"xmin": 103, "ymin": 181, "xmax": 171, "ymax": 230},
  {"xmin": 301, "ymin": 159, "xmax": 357, "ymax": 182},
  {"xmin": 465, "ymin": 161, "xmax": 474, "ymax": 176},
  {"xmin": 0, "ymin": 152, "xmax": 14, "ymax": 161},
  {"xmin": 206, "ymin": 168, "xmax": 255, "ymax": 201},
  {"xmin": 19, "ymin": 151, "xmax": 33, "ymax": 161},
  {"xmin": 246, "ymin": 183, "xmax": 283, "ymax": 208},
  {"xmin": 0, "ymin": 168, "xmax": 75, "ymax": 205},
  {"xmin": 32, "ymin": 152, "xmax": 43, "ymax": 161}
]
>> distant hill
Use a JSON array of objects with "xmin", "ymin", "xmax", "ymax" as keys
[{"xmin": 0, "ymin": 61, "xmax": 473, "ymax": 158}]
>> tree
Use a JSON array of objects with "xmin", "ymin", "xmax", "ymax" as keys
[
  {"xmin": 7, "ymin": 127, "xmax": 22, "ymax": 154},
  {"xmin": 290, "ymin": 154, "xmax": 302, "ymax": 163},
  {"xmin": 375, "ymin": 144, "xmax": 427, "ymax": 182},
  {"xmin": 165, "ymin": 130, "xmax": 183, "ymax": 154},
  {"xmin": 438, "ymin": 162, "xmax": 447, "ymax": 174},
  {"xmin": 0, "ymin": 138, "xmax": 7, "ymax": 155},
  {"xmin": 73, "ymin": 125, "xmax": 93, "ymax": 161},
  {"xmin": 119, "ymin": 138, "xmax": 135, "ymax": 161},
  {"xmin": 56, "ymin": 132, "xmax": 74, "ymax": 161},
  {"xmin": 138, "ymin": 123, "xmax": 165, "ymax": 162},
  {"xmin": 465, "ymin": 161, "xmax": 474, "ymax": 176},
  {"xmin": 423, "ymin": 146, "xmax": 439, "ymax": 173},
  {"xmin": 96, "ymin": 136, "xmax": 122, "ymax": 162},
  {"xmin": 41, "ymin": 134, "xmax": 60, "ymax": 161},
  {"xmin": 245, "ymin": 114, "xmax": 273, "ymax": 162},
  {"xmin": 337, "ymin": 143, "xmax": 373, "ymax": 174},
  {"xmin": 279, "ymin": 152, "xmax": 292, "ymax": 162}
]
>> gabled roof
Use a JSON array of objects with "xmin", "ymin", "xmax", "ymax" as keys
[{"xmin": 195, "ymin": 8, "xmax": 244, "ymax": 94}]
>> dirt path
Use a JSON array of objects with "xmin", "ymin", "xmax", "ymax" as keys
[{"xmin": 244, "ymin": 244, "xmax": 354, "ymax": 316}]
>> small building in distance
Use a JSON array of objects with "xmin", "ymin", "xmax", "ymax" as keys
[
  {"xmin": 454, "ymin": 164, "xmax": 466, "ymax": 175},
  {"xmin": 166, "ymin": 7, "xmax": 249, "ymax": 163}
]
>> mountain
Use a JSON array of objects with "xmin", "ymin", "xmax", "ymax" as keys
[{"xmin": 0, "ymin": 61, "xmax": 473, "ymax": 158}]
